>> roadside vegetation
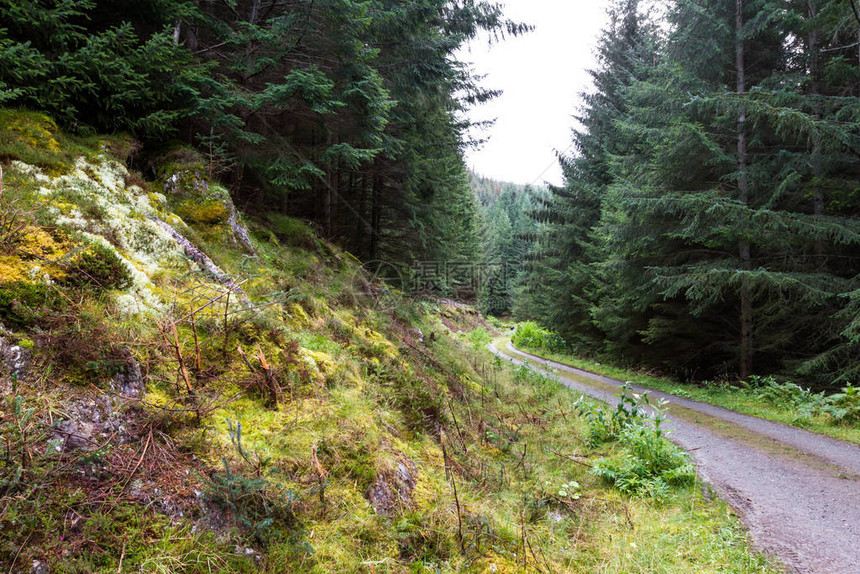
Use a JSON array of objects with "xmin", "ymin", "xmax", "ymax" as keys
[{"xmin": 512, "ymin": 322, "xmax": 860, "ymax": 445}]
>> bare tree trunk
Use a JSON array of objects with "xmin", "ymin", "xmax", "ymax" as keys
[
  {"xmin": 736, "ymin": 0, "xmax": 753, "ymax": 379},
  {"xmin": 809, "ymin": 1, "xmax": 826, "ymax": 260},
  {"xmin": 241, "ymin": 0, "xmax": 263, "ymax": 84},
  {"xmin": 355, "ymin": 172, "xmax": 370, "ymax": 257},
  {"xmin": 370, "ymin": 172, "xmax": 382, "ymax": 261}
]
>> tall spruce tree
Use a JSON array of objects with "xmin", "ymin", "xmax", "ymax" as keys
[
  {"xmin": 516, "ymin": 0, "xmax": 655, "ymax": 352},
  {"xmin": 472, "ymin": 173, "xmax": 539, "ymax": 316},
  {"xmin": 590, "ymin": 0, "xmax": 860, "ymax": 382},
  {"xmin": 0, "ymin": 0, "xmax": 528, "ymax": 278},
  {"xmin": 0, "ymin": 0, "xmax": 202, "ymax": 137}
]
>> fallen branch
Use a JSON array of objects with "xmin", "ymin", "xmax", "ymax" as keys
[
  {"xmin": 548, "ymin": 448, "xmax": 593, "ymax": 468},
  {"xmin": 151, "ymin": 216, "xmax": 245, "ymax": 294}
]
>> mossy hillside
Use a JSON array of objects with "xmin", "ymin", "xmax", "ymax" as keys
[{"xmin": 0, "ymin": 110, "xmax": 776, "ymax": 572}]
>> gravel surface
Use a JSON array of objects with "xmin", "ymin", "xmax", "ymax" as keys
[{"xmin": 491, "ymin": 340, "xmax": 860, "ymax": 574}]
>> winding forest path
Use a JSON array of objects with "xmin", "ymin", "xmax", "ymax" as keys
[{"xmin": 490, "ymin": 339, "xmax": 860, "ymax": 574}]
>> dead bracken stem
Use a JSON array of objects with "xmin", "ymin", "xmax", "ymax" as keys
[
  {"xmin": 440, "ymin": 431, "xmax": 465, "ymax": 554},
  {"xmin": 445, "ymin": 395, "xmax": 467, "ymax": 452},
  {"xmin": 237, "ymin": 343, "xmax": 283, "ymax": 406},
  {"xmin": 311, "ymin": 444, "xmax": 327, "ymax": 508},
  {"xmin": 116, "ymin": 540, "xmax": 126, "ymax": 574},
  {"xmin": 162, "ymin": 321, "xmax": 193, "ymax": 395},
  {"xmin": 159, "ymin": 319, "xmax": 201, "ymax": 424},
  {"xmin": 223, "ymin": 291, "xmax": 231, "ymax": 359},
  {"xmin": 519, "ymin": 505, "xmax": 544, "ymax": 572},
  {"xmin": 190, "ymin": 305, "xmax": 202, "ymax": 376}
]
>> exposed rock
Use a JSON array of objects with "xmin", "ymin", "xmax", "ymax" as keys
[
  {"xmin": 163, "ymin": 169, "xmax": 209, "ymax": 197},
  {"xmin": 52, "ymin": 395, "xmax": 129, "ymax": 452},
  {"xmin": 366, "ymin": 458, "xmax": 417, "ymax": 517},
  {"xmin": 111, "ymin": 355, "xmax": 144, "ymax": 398},
  {"xmin": 151, "ymin": 216, "xmax": 246, "ymax": 295},
  {"xmin": 30, "ymin": 560, "xmax": 49, "ymax": 574},
  {"xmin": 235, "ymin": 546, "xmax": 262, "ymax": 562},
  {"xmin": 163, "ymin": 167, "xmax": 256, "ymax": 255},
  {"xmin": 0, "ymin": 328, "xmax": 31, "ymax": 382},
  {"xmin": 227, "ymin": 203, "xmax": 256, "ymax": 255},
  {"xmin": 195, "ymin": 490, "xmax": 234, "ymax": 543}
]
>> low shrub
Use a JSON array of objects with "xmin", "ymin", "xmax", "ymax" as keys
[
  {"xmin": 574, "ymin": 383, "xmax": 649, "ymax": 447},
  {"xmin": 825, "ymin": 384, "xmax": 860, "ymax": 424},
  {"xmin": 592, "ymin": 423, "xmax": 695, "ymax": 500},
  {"xmin": 746, "ymin": 376, "xmax": 859, "ymax": 426},
  {"xmin": 63, "ymin": 242, "xmax": 132, "ymax": 290},
  {"xmin": 464, "ymin": 326, "xmax": 492, "ymax": 349},
  {"xmin": 205, "ymin": 420, "xmax": 303, "ymax": 546},
  {"xmin": 0, "ymin": 281, "xmax": 62, "ymax": 329},
  {"xmin": 512, "ymin": 321, "xmax": 566, "ymax": 353},
  {"xmin": 577, "ymin": 385, "xmax": 695, "ymax": 499}
]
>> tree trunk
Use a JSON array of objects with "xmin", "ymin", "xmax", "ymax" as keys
[
  {"xmin": 809, "ymin": 1, "xmax": 826, "ymax": 260},
  {"xmin": 736, "ymin": 0, "xmax": 753, "ymax": 379},
  {"xmin": 323, "ymin": 133, "xmax": 335, "ymax": 238},
  {"xmin": 355, "ymin": 172, "xmax": 370, "ymax": 257},
  {"xmin": 370, "ymin": 172, "xmax": 382, "ymax": 261}
]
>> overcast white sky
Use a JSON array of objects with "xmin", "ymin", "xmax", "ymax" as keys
[{"xmin": 458, "ymin": 1, "xmax": 611, "ymax": 186}]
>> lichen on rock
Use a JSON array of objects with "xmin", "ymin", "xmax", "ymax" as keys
[{"xmin": 366, "ymin": 456, "xmax": 418, "ymax": 517}]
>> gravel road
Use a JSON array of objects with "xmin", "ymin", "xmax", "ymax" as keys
[{"xmin": 490, "ymin": 339, "xmax": 860, "ymax": 574}]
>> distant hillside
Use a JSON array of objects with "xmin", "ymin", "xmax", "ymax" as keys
[{"xmin": 468, "ymin": 170, "xmax": 533, "ymax": 208}]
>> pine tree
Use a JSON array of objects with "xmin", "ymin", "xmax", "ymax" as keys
[
  {"xmin": 591, "ymin": 0, "xmax": 860, "ymax": 382},
  {"xmin": 516, "ymin": 0, "xmax": 655, "ymax": 353},
  {"xmin": 0, "ymin": 0, "xmax": 202, "ymax": 136}
]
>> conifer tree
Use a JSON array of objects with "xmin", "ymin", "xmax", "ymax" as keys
[
  {"xmin": 517, "ymin": 0, "xmax": 655, "ymax": 352},
  {"xmin": 591, "ymin": 0, "xmax": 860, "ymax": 381}
]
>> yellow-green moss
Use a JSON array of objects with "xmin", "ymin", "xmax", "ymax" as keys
[
  {"xmin": 0, "ymin": 109, "xmax": 60, "ymax": 152},
  {"xmin": 176, "ymin": 199, "xmax": 229, "ymax": 224},
  {"xmin": 304, "ymin": 349, "xmax": 335, "ymax": 376},
  {"xmin": 0, "ymin": 225, "xmax": 73, "ymax": 284}
]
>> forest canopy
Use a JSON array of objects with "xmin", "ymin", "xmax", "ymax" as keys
[
  {"xmin": 514, "ymin": 0, "xmax": 860, "ymax": 387},
  {"xmin": 0, "ymin": 0, "xmax": 528, "ymax": 267}
]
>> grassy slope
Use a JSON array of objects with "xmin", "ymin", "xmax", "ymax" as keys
[
  {"xmin": 510, "ymin": 341, "xmax": 860, "ymax": 446},
  {"xmin": 0, "ymin": 110, "xmax": 777, "ymax": 572}
]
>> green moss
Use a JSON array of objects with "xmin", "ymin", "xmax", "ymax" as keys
[
  {"xmin": 266, "ymin": 213, "xmax": 320, "ymax": 250},
  {"xmin": 0, "ymin": 109, "xmax": 60, "ymax": 153},
  {"xmin": 154, "ymin": 145, "xmax": 206, "ymax": 177},
  {"xmin": 176, "ymin": 199, "xmax": 230, "ymax": 224},
  {"xmin": 0, "ymin": 108, "xmax": 94, "ymax": 173}
]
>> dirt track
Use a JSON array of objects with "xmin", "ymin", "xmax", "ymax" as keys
[{"xmin": 490, "ymin": 339, "xmax": 860, "ymax": 574}]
